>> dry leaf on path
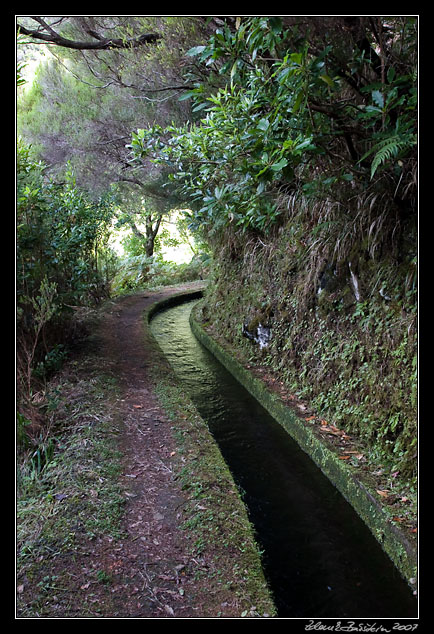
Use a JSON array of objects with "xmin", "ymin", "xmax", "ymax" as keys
[{"xmin": 376, "ymin": 489, "xmax": 389, "ymax": 498}]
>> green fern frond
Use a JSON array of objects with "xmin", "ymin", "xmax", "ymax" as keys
[
  {"xmin": 370, "ymin": 135, "xmax": 416, "ymax": 178},
  {"xmin": 360, "ymin": 134, "xmax": 417, "ymax": 179}
]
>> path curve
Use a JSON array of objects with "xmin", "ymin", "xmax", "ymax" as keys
[{"xmin": 78, "ymin": 284, "xmax": 272, "ymax": 618}]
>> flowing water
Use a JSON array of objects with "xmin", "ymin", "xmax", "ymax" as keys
[{"xmin": 150, "ymin": 298, "xmax": 417, "ymax": 618}]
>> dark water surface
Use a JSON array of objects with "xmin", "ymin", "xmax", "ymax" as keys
[{"xmin": 150, "ymin": 299, "xmax": 417, "ymax": 618}]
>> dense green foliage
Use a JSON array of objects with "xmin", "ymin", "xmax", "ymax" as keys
[
  {"xmin": 16, "ymin": 16, "xmax": 417, "ymax": 488},
  {"xmin": 131, "ymin": 17, "xmax": 417, "ymax": 483},
  {"xmin": 17, "ymin": 140, "xmax": 115, "ymax": 404},
  {"xmin": 110, "ymin": 254, "xmax": 209, "ymax": 295},
  {"xmin": 131, "ymin": 16, "xmax": 417, "ymax": 234},
  {"xmin": 202, "ymin": 221, "xmax": 417, "ymax": 481}
]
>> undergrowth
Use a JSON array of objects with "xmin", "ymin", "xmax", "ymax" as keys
[
  {"xmin": 16, "ymin": 351, "xmax": 124, "ymax": 617},
  {"xmin": 110, "ymin": 253, "xmax": 210, "ymax": 296},
  {"xmin": 202, "ymin": 213, "xmax": 417, "ymax": 491}
]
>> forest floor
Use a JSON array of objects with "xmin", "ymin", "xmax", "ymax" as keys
[
  {"xmin": 16, "ymin": 283, "xmax": 275, "ymax": 619},
  {"xmin": 16, "ymin": 282, "xmax": 417, "ymax": 619}
]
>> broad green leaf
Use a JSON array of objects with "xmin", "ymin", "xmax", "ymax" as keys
[
  {"xmin": 187, "ymin": 45, "xmax": 207, "ymax": 57},
  {"xmin": 294, "ymin": 137, "xmax": 314, "ymax": 152},
  {"xmin": 178, "ymin": 90, "xmax": 197, "ymax": 101},
  {"xmin": 387, "ymin": 66, "xmax": 396, "ymax": 83},
  {"xmin": 257, "ymin": 118, "xmax": 270, "ymax": 132},
  {"xmin": 290, "ymin": 52, "xmax": 303, "ymax": 65},
  {"xmin": 270, "ymin": 158, "xmax": 288, "ymax": 171},
  {"xmin": 372, "ymin": 90, "xmax": 384, "ymax": 109},
  {"xmin": 269, "ymin": 17, "xmax": 282, "ymax": 34},
  {"xmin": 319, "ymin": 74, "xmax": 336, "ymax": 88},
  {"xmin": 192, "ymin": 101, "xmax": 209, "ymax": 112},
  {"xmin": 292, "ymin": 91, "xmax": 304, "ymax": 114}
]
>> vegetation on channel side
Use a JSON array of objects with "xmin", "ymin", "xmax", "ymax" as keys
[
  {"xmin": 16, "ymin": 17, "xmax": 417, "ymax": 614},
  {"xmin": 130, "ymin": 16, "xmax": 417, "ymax": 489}
]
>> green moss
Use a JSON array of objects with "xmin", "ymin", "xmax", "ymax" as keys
[
  {"xmin": 145, "ymin": 292, "xmax": 277, "ymax": 617},
  {"xmin": 201, "ymin": 226, "xmax": 417, "ymax": 483},
  {"xmin": 190, "ymin": 304, "xmax": 417, "ymax": 588}
]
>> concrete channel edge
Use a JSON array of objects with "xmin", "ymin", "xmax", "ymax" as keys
[{"xmin": 187, "ymin": 297, "xmax": 417, "ymax": 593}]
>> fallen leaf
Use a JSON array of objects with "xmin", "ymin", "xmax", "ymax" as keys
[
  {"xmin": 339, "ymin": 455, "xmax": 351, "ymax": 460},
  {"xmin": 170, "ymin": 451, "xmax": 176, "ymax": 456},
  {"xmin": 321, "ymin": 424, "xmax": 346, "ymax": 437},
  {"xmin": 133, "ymin": 405, "xmax": 143, "ymax": 409},
  {"xmin": 392, "ymin": 516, "xmax": 405, "ymax": 522},
  {"xmin": 376, "ymin": 489, "xmax": 389, "ymax": 498},
  {"xmin": 410, "ymin": 528, "xmax": 417, "ymax": 533},
  {"xmin": 305, "ymin": 416, "xmax": 316, "ymax": 421}
]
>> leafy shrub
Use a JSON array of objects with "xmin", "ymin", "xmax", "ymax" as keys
[
  {"xmin": 130, "ymin": 17, "xmax": 417, "ymax": 239},
  {"xmin": 110, "ymin": 253, "xmax": 208, "ymax": 295},
  {"xmin": 16, "ymin": 140, "xmax": 116, "ymax": 432}
]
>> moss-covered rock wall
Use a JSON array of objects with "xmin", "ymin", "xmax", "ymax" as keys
[
  {"xmin": 190, "ymin": 299, "xmax": 417, "ymax": 588},
  {"xmin": 201, "ymin": 211, "xmax": 417, "ymax": 486}
]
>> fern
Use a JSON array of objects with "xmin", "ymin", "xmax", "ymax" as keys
[{"xmin": 360, "ymin": 134, "xmax": 417, "ymax": 179}]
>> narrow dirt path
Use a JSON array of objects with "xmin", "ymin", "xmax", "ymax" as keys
[
  {"xmin": 93, "ymin": 286, "xmax": 204, "ymax": 618},
  {"xmin": 56, "ymin": 284, "xmax": 273, "ymax": 619},
  {"xmin": 17, "ymin": 283, "xmax": 275, "ymax": 619}
]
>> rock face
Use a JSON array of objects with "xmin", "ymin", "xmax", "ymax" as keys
[{"xmin": 242, "ymin": 320, "xmax": 272, "ymax": 349}]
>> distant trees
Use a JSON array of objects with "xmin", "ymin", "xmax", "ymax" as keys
[
  {"xmin": 113, "ymin": 172, "xmax": 180, "ymax": 258},
  {"xmin": 17, "ymin": 17, "xmax": 210, "ymax": 260}
]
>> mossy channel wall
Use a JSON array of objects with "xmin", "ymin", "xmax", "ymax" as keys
[{"xmin": 148, "ymin": 289, "xmax": 417, "ymax": 591}]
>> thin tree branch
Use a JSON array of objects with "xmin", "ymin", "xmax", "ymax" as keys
[
  {"xmin": 17, "ymin": 18, "xmax": 161, "ymax": 50},
  {"xmin": 47, "ymin": 48, "xmax": 116, "ymax": 88}
]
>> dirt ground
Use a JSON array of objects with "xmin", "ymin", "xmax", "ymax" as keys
[
  {"xmin": 91, "ymin": 285, "xmax": 222, "ymax": 618},
  {"xmin": 85, "ymin": 286, "xmax": 201, "ymax": 618},
  {"xmin": 17, "ymin": 284, "xmax": 274, "ymax": 619}
]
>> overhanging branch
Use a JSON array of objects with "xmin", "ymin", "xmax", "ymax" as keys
[{"xmin": 17, "ymin": 17, "xmax": 161, "ymax": 50}]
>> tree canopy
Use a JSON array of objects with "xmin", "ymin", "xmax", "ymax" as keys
[
  {"xmin": 131, "ymin": 16, "xmax": 417, "ymax": 238},
  {"xmin": 16, "ymin": 15, "xmax": 418, "ymax": 480}
]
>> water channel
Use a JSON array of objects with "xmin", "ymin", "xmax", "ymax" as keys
[{"xmin": 150, "ymin": 298, "xmax": 417, "ymax": 619}]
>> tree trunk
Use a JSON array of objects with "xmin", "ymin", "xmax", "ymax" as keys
[{"xmin": 129, "ymin": 214, "xmax": 163, "ymax": 258}]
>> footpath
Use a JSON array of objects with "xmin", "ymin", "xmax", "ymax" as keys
[{"xmin": 16, "ymin": 284, "xmax": 274, "ymax": 619}]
